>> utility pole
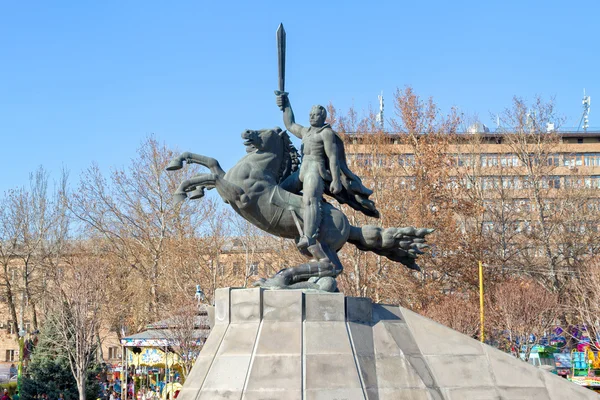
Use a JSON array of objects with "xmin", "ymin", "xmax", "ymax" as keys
[{"xmin": 479, "ymin": 261, "xmax": 485, "ymax": 343}]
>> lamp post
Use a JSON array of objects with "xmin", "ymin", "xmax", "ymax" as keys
[
  {"xmin": 17, "ymin": 328, "xmax": 25, "ymax": 393},
  {"xmin": 195, "ymin": 285, "xmax": 205, "ymax": 305}
]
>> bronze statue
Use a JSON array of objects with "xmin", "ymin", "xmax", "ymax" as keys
[
  {"xmin": 165, "ymin": 24, "xmax": 432, "ymax": 291},
  {"xmin": 167, "ymin": 128, "xmax": 431, "ymax": 291}
]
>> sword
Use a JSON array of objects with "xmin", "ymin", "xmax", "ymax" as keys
[{"xmin": 274, "ymin": 23, "xmax": 288, "ymax": 105}]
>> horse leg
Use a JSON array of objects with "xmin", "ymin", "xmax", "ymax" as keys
[
  {"xmin": 174, "ymin": 173, "xmax": 250, "ymax": 208},
  {"xmin": 167, "ymin": 152, "xmax": 225, "ymax": 178},
  {"xmin": 173, "ymin": 174, "xmax": 214, "ymax": 203}
]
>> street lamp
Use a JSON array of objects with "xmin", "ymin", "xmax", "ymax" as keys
[{"xmin": 195, "ymin": 285, "xmax": 205, "ymax": 305}]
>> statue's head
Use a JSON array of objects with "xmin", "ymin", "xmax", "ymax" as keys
[{"xmin": 309, "ymin": 105, "xmax": 327, "ymax": 128}]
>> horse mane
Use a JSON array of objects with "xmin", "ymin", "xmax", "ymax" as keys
[{"xmin": 276, "ymin": 128, "xmax": 300, "ymax": 183}]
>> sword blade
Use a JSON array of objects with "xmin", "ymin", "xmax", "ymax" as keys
[{"xmin": 276, "ymin": 23, "xmax": 286, "ymax": 93}]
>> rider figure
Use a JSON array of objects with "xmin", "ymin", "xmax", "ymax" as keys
[{"xmin": 276, "ymin": 93, "xmax": 342, "ymax": 250}]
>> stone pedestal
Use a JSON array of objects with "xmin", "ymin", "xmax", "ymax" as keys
[{"xmin": 179, "ymin": 288, "xmax": 597, "ymax": 400}]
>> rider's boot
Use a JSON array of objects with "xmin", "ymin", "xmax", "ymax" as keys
[
  {"xmin": 297, "ymin": 201, "xmax": 320, "ymax": 251},
  {"xmin": 297, "ymin": 235, "xmax": 316, "ymax": 251}
]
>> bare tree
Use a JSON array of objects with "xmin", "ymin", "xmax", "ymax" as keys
[
  {"xmin": 491, "ymin": 278, "xmax": 559, "ymax": 361},
  {"xmin": 0, "ymin": 191, "xmax": 22, "ymax": 336},
  {"xmin": 331, "ymin": 87, "xmax": 471, "ymax": 307},
  {"xmin": 44, "ymin": 243, "xmax": 108, "ymax": 400},
  {"xmin": 159, "ymin": 294, "xmax": 207, "ymax": 380},
  {"xmin": 423, "ymin": 293, "xmax": 480, "ymax": 337},
  {"xmin": 570, "ymin": 259, "xmax": 600, "ymax": 351},
  {"xmin": 69, "ymin": 137, "xmax": 203, "ymax": 325}
]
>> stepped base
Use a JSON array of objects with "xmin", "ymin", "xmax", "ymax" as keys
[{"xmin": 180, "ymin": 288, "xmax": 597, "ymax": 400}]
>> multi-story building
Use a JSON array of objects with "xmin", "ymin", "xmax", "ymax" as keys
[
  {"xmin": 342, "ymin": 127, "xmax": 600, "ymax": 278},
  {"xmin": 344, "ymin": 128, "xmax": 600, "ymax": 202}
]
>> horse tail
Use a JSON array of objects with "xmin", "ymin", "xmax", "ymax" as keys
[{"xmin": 347, "ymin": 225, "xmax": 433, "ymax": 271}]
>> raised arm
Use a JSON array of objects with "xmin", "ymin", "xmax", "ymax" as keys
[{"xmin": 276, "ymin": 93, "xmax": 303, "ymax": 138}]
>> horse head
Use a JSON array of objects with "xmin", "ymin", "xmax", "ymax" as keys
[{"xmin": 241, "ymin": 128, "xmax": 300, "ymax": 183}]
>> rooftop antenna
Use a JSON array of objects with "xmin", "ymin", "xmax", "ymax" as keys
[
  {"xmin": 376, "ymin": 91, "xmax": 384, "ymax": 130},
  {"xmin": 578, "ymin": 89, "xmax": 591, "ymax": 132}
]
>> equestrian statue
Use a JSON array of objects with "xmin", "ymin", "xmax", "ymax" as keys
[{"xmin": 166, "ymin": 24, "xmax": 432, "ymax": 291}]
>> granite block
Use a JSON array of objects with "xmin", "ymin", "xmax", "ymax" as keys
[
  {"xmin": 245, "ymin": 355, "xmax": 302, "ymax": 391},
  {"xmin": 400, "ymin": 307, "xmax": 484, "ymax": 356},
  {"xmin": 375, "ymin": 354, "xmax": 427, "ymax": 389},
  {"xmin": 425, "ymin": 354, "xmax": 493, "ymax": 388},
  {"xmin": 214, "ymin": 288, "xmax": 231, "ymax": 325},
  {"xmin": 230, "ymin": 288, "xmax": 262, "ymax": 323},
  {"xmin": 304, "ymin": 321, "xmax": 353, "ymax": 354},
  {"xmin": 484, "ymin": 346, "xmax": 546, "ymax": 388},
  {"xmin": 201, "ymin": 355, "xmax": 252, "ymax": 391},
  {"xmin": 217, "ymin": 323, "xmax": 259, "ymax": 356},
  {"xmin": 254, "ymin": 321, "xmax": 301, "ymax": 355},
  {"xmin": 442, "ymin": 387, "xmax": 500, "ymax": 400},
  {"xmin": 347, "ymin": 296, "xmax": 373, "ymax": 323},
  {"xmin": 262, "ymin": 290, "xmax": 302, "ymax": 321},
  {"xmin": 304, "ymin": 292, "xmax": 345, "ymax": 321},
  {"xmin": 304, "ymin": 388, "xmax": 365, "ymax": 400},
  {"xmin": 305, "ymin": 353, "xmax": 362, "ymax": 390},
  {"xmin": 242, "ymin": 390, "xmax": 301, "ymax": 400}
]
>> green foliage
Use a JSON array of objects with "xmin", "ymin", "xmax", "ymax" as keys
[
  {"xmin": 20, "ymin": 322, "xmax": 101, "ymax": 400},
  {"xmin": 0, "ymin": 383, "xmax": 17, "ymax": 394}
]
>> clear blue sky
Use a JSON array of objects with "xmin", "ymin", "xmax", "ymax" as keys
[{"xmin": 1, "ymin": 1, "xmax": 598, "ymax": 194}]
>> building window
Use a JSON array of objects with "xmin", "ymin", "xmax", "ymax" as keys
[
  {"xmin": 584, "ymin": 153, "xmax": 600, "ymax": 167},
  {"xmin": 354, "ymin": 154, "xmax": 372, "ymax": 167},
  {"xmin": 248, "ymin": 263, "xmax": 259, "ymax": 276},
  {"xmin": 483, "ymin": 222, "xmax": 495, "ymax": 233},
  {"xmin": 397, "ymin": 154, "xmax": 415, "ymax": 167},
  {"xmin": 542, "ymin": 176, "xmax": 561, "ymax": 189},
  {"xmin": 108, "ymin": 347, "xmax": 120, "ymax": 359},
  {"xmin": 232, "ymin": 262, "xmax": 241, "ymax": 275},
  {"xmin": 398, "ymin": 177, "xmax": 416, "ymax": 190},
  {"xmin": 546, "ymin": 154, "xmax": 560, "ymax": 166},
  {"xmin": 499, "ymin": 154, "xmax": 519, "ymax": 167},
  {"xmin": 375, "ymin": 155, "xmax": 387, "ymax": 167},
  {"xmin": 482, "ymin": 177, "xmax": 500, "ymax": 190},
  {"xmin": 564, "ymin": 153, "xmax": 584, "ymax": 167},
  {"xmin": 5, "ymin": 350, "xmax": 15, "ymax": 362},
  {"xmin": 264, "ymin": 263, "xmax": 272, "ymax": 275},
  {"xmin": 481, "ymin": 154, "xmax": 498, "ymax": 168}
]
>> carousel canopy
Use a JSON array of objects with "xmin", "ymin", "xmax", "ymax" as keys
[
  {"xmin": 120, "ymin": 328, "xmax": 208, "ymax": 348},
  {"xmin": 121, "ymin": 304, "xmax": 212, "ymax": 347}
]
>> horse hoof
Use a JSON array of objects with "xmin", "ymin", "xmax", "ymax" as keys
[
  {"xmin": 166, "ymin": 159, "xmax": 183, "ymax": 171},
  {"xmin": 189, "ymin": 187, "xmax": 205, "ymax": 200}
]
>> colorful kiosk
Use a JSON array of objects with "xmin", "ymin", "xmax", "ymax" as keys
[{"xmin": 119, "ymin": 306, "xmax": 211, "ymax": 399}]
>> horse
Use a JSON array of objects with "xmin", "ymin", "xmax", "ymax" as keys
[{"xmin": 166, "ymin": 127, "xmax": 431, "ymax": 291}]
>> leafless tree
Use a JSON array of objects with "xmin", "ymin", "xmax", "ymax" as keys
[
  {"xmin": 44, "ymin": 243, "xmax": 108, "ymax": 400},
  {"xmin": 69, "ymin": 137, "xmax": 204, "ymax": 325},
  {"xmin": 490, "ymin": 278, "xmax": 559, "ymax": 361},
  {"xmin": 159, "ymin": 294, "xmax": 207, "ymax": 380},
  {"xmin": 424, "ymin": 293, "xmax": 480, "ymax": 338}
]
